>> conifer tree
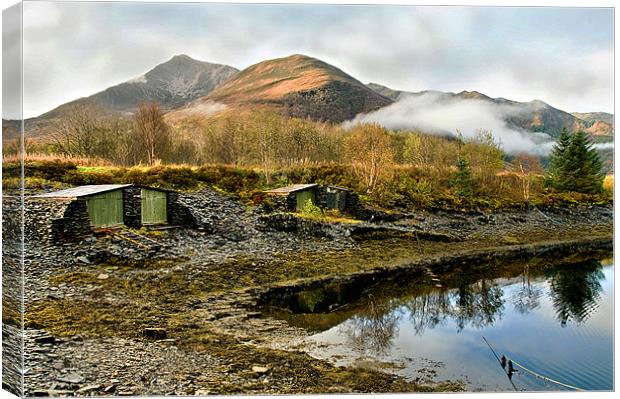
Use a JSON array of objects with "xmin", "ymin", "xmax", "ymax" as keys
[
  {"xmin": 451, "ymin": 157, "xmax": 475, "ymax": 198},
  {"xmin": 546, "ymin": 130, "xmax": 603, "ymax": 193},
  {"xmin": 546, "ymin": 128, "xmax": 571, "ymax": 184}
]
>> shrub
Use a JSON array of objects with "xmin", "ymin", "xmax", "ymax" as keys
[{"xmin": 300, "ymin": 198, "xmax": 323, "ymax": 219}]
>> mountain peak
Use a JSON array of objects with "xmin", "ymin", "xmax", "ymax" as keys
[
  {"xmin": 177, "ymin": 54, "xmax": 393, "ymax": 123},
  {"xmin": 170, "ymin": 54, "xmax": 195, "ymax": 61}
]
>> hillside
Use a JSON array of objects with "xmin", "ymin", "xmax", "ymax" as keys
[
  {"xmin": 173, "ymin": 54, "xmax": 393, "ymax": 123},
  {"xmin": 572, "ymin": 112, "xmax": 614, "ymax": 137},
  {"xmin": 366, "ymin": 83, "xmax": 613, "ymax": 139},
  {"xmin": 5, "ymin": 55, "xmax": 239, "ymax": 140}
]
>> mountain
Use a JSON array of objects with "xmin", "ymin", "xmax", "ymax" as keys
[
  {"xmin": 571, "ymin": 112, "xmax": 613, "ymax": 125},
  {"xmin": 172, "ymin": 54, "xmax": 393, "ymax": 123},
  {"xmin": 366, "ymin": 83, "xmax": 613, "ymax": 139},
  {"xmin": 571, "ymin": 112, "xmax": 614, "ymax": 137},
  {"xmin": 5, "ymin": 55, "xmax": 239, "ymax": 140}
]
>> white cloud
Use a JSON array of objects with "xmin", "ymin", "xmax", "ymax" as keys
[
  {"xmin": 10, "ymin": 2, "xmax": 614, "ymax": 119},
  {"xmin": 344, "ymin": 93, "xmax": 556, "ymax": 155}
]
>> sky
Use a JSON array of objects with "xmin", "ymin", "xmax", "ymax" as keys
[{"xmin": 3, "ymin": 1, "xmax": 615, "ymax": 119}]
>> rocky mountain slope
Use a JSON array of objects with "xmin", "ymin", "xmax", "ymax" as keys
[{"xmin": 171, "ymin": 54, "xmax": 393, "ymax": 123}]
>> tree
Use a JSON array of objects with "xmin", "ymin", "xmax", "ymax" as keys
[
  {"xmin": 50, "ymin": 103, "xmax": 106, "ymax": 157},
  {"xmin": 546, "ymin": 130, "xmax": 603, "ymax": 193},
  {"xmin": 509, "ymin": 153, "xmax": 543, "ymax": 202},
  {"xmin": 450, "ymin": 157, "xmax": 475, "ymax": 198},
  {"xmin": 133, "ymin": 102, "xmax": 171, "ymax": 166},
  {"xmin": 546, "ymin": 128, "xmax": 571, "ymax": 185},
  {"xmin": 344, "ymin": 123, "xmax": 394, "ymax": 194}
]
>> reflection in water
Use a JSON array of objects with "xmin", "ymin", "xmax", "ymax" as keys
[
  {"xmin": 510, "ymin": 266, "xmax": 543, "ymax": 315},
  {"xmin": 337, "ymin": 259, "xmax": 607, "ymax": 358},
  {"xmin": 341, "ymin": 297, "xmax": 401, "ymax": 356},
  {"xmin": 454, "ymin": 280, "xmax": 504, "ymax": 332},
  {"xmin": 546, "ymin": 260, "xmax": 605, "ymax": 326}
]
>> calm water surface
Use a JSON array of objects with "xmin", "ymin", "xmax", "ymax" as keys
[{"xmin": 275, "ymin": 257, "xmax": 614, "ymax": 391}]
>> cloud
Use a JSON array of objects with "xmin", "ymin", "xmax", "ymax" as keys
[
  {"xmin": 11, "ymin": 2, "xmax": 615, "ymax": 119},
  {"xmin": 343, "ymin": 92, "xmax": 556, "ymax": 156},
  {"xmin": 593, "ymin": 142, "xmax": 614, "ymax": 150}
]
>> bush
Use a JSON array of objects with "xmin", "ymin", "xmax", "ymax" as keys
[{"xmin": 300, "ymin": 198, "xmax": 323, "ymax": 219}]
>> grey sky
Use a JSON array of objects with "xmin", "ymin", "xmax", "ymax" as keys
[{"xmin": 6, "ymin": 1, "xmax": 615, "ymax": 118}]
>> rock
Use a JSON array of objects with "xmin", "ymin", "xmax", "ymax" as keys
[
  {"xmin": 76, "ymin": 384, "xmax": 101, "ymax": 394},
  {"xmin": 104, "ymin": 384, "xmax": 117, "ymax": 393},
  {"xmin": 52, "ymin": 361, "xmax": 65, "ymax": 370},
  {"xmin": 195, "ymin": 389, "xmax": 211, "ymax": 395},
  {"xmin": 57, "ymin": 373, "xmax": 85, "ymax": 384},
  {"xmin": 143, "ymin": 328, "xmax": 167, "ymax": 340},
  {"xmin": 97, "ymin": 273, "xmax": 109, "ymax": 280},
  {"xmin": 251, "ymin": 366, "xmax": 270, "ymax": 375},
  {"xmin": 32, "ymin": 390, "xmax": 50, "ymax": 397},
  {"xmin": 34, "ymin": 334, "xmax": 56, "ymax": 344},
  {"xmin": 77, "ymin": 256, "xmax": 91, "ymax": 264}
]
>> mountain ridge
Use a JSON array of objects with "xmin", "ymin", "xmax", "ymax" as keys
[{"xmin": 366, "ymin": 82, "xmax": 613, "ymax": 138}]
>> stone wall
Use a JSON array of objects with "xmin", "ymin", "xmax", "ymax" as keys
[
  {"xmin": 25, "ymin": 198, "xmax": 91, "ymax": 242},
  {"xmin": 123, "ymin": 186, "xmax": 142, "ymax": 228},
  {"xmin": 168, "ymin": 192, "xmax": 198, "ymax": 228},
  {"xmin": 256, "ymin": 213, "xmax": 351, "ymax": 239}
]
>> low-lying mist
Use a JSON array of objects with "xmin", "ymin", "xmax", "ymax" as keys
[{"xmin": 344, "ymin": 92, "xmax": 556, "ymax": 156}]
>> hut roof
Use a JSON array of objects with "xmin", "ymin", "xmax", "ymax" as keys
[
  {"xmin": 264, "ymin": 183, "xmax": 318, "ymax": 195},
  {"xmin": 31, "ymin": 184, "xmax": 133, "ymax": 199},
  {"xmin": 326, "ymin": 185, "xmax": 352, "ymax": 192}
]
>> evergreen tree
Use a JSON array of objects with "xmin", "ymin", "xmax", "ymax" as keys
[
  {"xmin": 546, "ymin": 128, "xmax": 571, "ymax": 185},
  {"xmin": 546, "ymin": 130, "xmax": 603, "ymax": 193},
  {"xmin": 451, "ymin": 157, "xmax": 475, "ymax": 198}
]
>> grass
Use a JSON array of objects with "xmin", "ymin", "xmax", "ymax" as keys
[{"xmin": 3, "ymin": 158, "xmax": 613, "ymax": 211}]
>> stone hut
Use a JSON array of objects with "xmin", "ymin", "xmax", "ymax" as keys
[
  {"xmin": 27, "ymin": 184, "xmax": 193, "ymax": 241},
  {"xmin": 263, "ymin": 183, "xmax": 361, "ymax": 215}
]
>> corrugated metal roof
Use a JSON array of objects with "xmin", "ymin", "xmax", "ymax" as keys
[
  {"xmin": 264, "ymin": 183, "xmax": 318, "ymax": 195},
  {"xmin": 31, "ymin": 184, "xmax": 132, "ymax": 198}
]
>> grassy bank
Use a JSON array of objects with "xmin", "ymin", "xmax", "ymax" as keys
[{"xmin": 3, "ymin": 158, "xmax": 613, "ymax": 211}]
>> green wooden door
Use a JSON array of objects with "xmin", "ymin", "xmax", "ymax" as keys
[
  {"xmin": 141, "ymin": 189, "xmax": 167, "ymax": 224},
  {"xmin": 87, "ymin": 190, "xmax": 124, "ymax": 227},
  {"xmin": 296, "ymin": 190, "xmax": 315, "ymax": 211}
]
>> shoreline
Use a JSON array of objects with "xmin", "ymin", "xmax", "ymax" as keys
[{"xmin": 8, "ymin": 198, "xmax": 614, "ymax": 395}]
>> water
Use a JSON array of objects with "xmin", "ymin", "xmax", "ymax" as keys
[{"xmin": 267, "ymin": 256, "xmax": 614, "ymax": 391}]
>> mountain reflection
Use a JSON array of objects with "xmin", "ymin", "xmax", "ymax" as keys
[
  {"xmin": 546, "ymin": 259, "xmax": 605, "ymax": 326},
  {"xmin": 337, "ymin": 259, "xmax": 606, "ymax": 352}
]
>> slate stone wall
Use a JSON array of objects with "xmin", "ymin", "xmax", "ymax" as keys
[
  {"xmin": 25, "ymin": 198, "xmax": 91, "ymax": 242},
  {"xmin": 256, "ymin": 213, "xmax": 351, "ymax": 239},
  {"xmin": 168, "ymin": 192, "xmax": 198, "ymax": 228},
  {"xmin": 123, "ymin": 186, "xmax": 142, "ymax": 228}
]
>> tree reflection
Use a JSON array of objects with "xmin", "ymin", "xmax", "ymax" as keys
[
  {"xmin": 341, "ymin": 296, "xmax": 401, "ymax": 356},
  {"xmin": 511, "ymin": 266, "xmax": 543, "ymax": 315},
  {"xmin": 547, "ymin": 260, "xmax": 605, "ymax": 326},
  {"xmin": 401, "ymin": 278, "xmax": 505, "ymax": 334},
  {"xmin": 453, "ymin": 279, "xmax": 504, "ymax": 332}
]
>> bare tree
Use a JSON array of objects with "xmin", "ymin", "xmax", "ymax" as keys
[
  {"xmin": 133, "ymin": 102, "xmax": 171, "ymax": 166},
  {"xmin": 509, "ymin": 153, "xmax": 543, "ymax": 202},
  {"xmin": 345, "ymin": 123, "xmax": 394, "ymax": 193},
  {"xmin": 49, "ymin": 103, "xmax": 106, "ymax": 157}
]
